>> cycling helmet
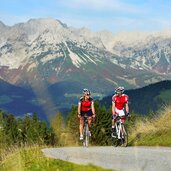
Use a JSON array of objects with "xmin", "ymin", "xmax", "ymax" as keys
[
  {"xmin": 115, "ymin": 86, "xmax": 124, "ymax": 94},
  {"xmin": 83, "ymin": 88, "xmax": 91, "ymax": 95}
]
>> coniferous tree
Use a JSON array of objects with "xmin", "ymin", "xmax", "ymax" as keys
[
  {"xmin": 66, "ymin": 105, "xmax": 80, "ymax": 145},
  {"xmin": 91, "ymin": 101, "xmax": 111, "ymax": 145},
  {"xmin": 0, "ymin": 110, "xmax": 56, "ymax": 150}
]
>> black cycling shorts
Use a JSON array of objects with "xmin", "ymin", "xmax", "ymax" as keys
[{"xmin": 81, "ymin": 110, "xmax": 93, "ymax": 117}]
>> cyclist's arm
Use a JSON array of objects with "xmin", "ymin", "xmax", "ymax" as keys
[
  {"xmin": 91, "ymin": 101, "xmax": 96, "ymax": 116},
  {"xmin": 112, "ymin": 101, "xmax": 116, "ymax": 115},
  {"xmin": 125, "ymin": 102, "xmax": 129, "ymax": 114},
  {"xmin": 78, "ymin": 102, "xmax": 81, "ymax": 115}
]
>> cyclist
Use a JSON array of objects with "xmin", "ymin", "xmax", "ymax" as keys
[
  {"xmin": 78, "ymin": 88, "xmax": 96, "ymax": 140},
  {"xmin": 111, "ymin": 86, "xmax": 129, "ymax": 136}
]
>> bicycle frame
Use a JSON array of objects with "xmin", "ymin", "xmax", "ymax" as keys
[
  {"xmin": 115, "ymin": 117, "xmax": 124, "ymax": 138},
  {"xmin": 112, "ymin": 116, "xmax": 128, "ymax": 147}
]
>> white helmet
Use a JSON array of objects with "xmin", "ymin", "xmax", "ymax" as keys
[
  {"xmin": 83, "ymin": 88, "xmax": 91, "ymax": 95},
  {"xmin": 115, "ymin": 86, "xmax": 124, "ymax": 94}
]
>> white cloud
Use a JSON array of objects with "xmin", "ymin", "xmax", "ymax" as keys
[
  {"xmin": 59, "ymin": 0, "xmax": 143, "ymax": 13},
  {"xmin": 110, "ymin": 17, "xmax": 171, "ymax": 32}
]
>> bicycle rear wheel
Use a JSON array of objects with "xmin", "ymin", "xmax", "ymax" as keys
[{"xmin": 121, "ymin": 125, "xmax": 128, "ymax": 147}]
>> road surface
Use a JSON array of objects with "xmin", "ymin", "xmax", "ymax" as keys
[{"xmin": 42, "ymin": 146, "xmax": 171, "ymax": 171}]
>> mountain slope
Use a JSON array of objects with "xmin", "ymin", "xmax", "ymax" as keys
[{"xmin": 101, "ymin": 80, "xmax": 171, "ymax": 115}]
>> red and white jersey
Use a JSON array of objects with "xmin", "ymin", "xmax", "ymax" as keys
[{"xmin": 112, "ymin": 94, "xmax": 128, "ymax": 110}]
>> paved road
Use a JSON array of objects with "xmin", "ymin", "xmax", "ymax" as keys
[{"xmin": 42, "ymin": 146, "xmax": 171, "ymax": 171}]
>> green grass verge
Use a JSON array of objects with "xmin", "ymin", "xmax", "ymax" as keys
[
  {"xmin": 128, "ymin": 105, "xmax": 171, "ymax": 147},
  {"xmin": 0, "ymin": 146, "xmax": 113, "ymax": 171},
  {"xmin": 129, "ymin": 128, "xmax": 171, "ymax": 146}
]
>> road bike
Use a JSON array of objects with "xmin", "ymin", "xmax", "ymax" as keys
[
  {"xmin": 111, "ymin": 115, "xmax": 128, "ymax": 147},
  {"xmin": 83, "ymin": 114, "xmax": 91, "ymax": 147}
]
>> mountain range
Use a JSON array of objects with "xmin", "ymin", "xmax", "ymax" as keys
[{"xmin": 0, "ymin": 18, "xmax": 171, "ymax": 117}]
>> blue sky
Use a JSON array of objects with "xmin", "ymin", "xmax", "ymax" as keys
[{"xmin": 1, "ymin": 0, "xmax": 171, "ymax": 33}]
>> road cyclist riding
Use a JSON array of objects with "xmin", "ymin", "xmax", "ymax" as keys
[
  {"xmin": 111, "ymin": 86, "xmax": 130, "ymax": 147},
  {"xmin": 77, "ymin": 88, "xmax": 96, "ymax": 147}
]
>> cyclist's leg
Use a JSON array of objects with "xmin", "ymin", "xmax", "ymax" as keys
[
  {"xmin": 86, "ymin": 110, "xmax": 93, "ymax": 128},
  {"xmin": 79, "ymin": 116, "xmax": 84, "ymax": 139},
  {"xmin": 88, "ymin": 117, "xmax": 92, "ymax": 127},
  {"xmin": 112, "ymin": 117, "xmax": 115, "ymax": 127},
  {"xmin": 86, "ymin": 110, "xmax": 93, "ymax": 137},
  {"xmin": 121, "ymin": 116, "xmax": 126, "ymax": 137},
  {"xmin": 87, "ymin": 117, "xmax": 92, "ymax": 136},
  {"xmin": 111, "ymin": 117, "xmax": 115, "ymax": 133},
  {"xmin": 112, "ymin": 113, "xmax": 118, "ymax": 132},
  {"xmin": 113, "ymin": 109, "xmax": 120, "ymax": 126}
]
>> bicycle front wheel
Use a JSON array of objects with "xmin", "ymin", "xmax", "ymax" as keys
[
  {"xmin": 112, "ymin": 136, "xmax": 119, "ymax": 147},
  {"xmin": 121, "ymin": 124, "xmax": 128, "ymax": 147},
  {"xmin": 111, "ymin": 128, "xmax": 118, "ymax": 147},
  {"xmin": 83, "ymin": 124, "xmax": 89, "ymax": 147}
]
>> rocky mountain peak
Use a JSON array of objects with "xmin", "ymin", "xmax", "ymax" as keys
[
  {"xmin": 26, "ymin": 17, "xmax": 67, "ymax": 30},
  {"xmin": 0, "ymin": 21, "xmax": 6, "ymax": 28},
  {"xmin": 0, "ymin": 17, "xmax": 171, "ymax": 89}
]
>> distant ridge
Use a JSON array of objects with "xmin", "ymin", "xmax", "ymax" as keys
[{"xmin": 101, "ymin": 80, "xmax": 171, "ymax": 115}]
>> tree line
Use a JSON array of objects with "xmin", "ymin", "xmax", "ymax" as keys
[
  {"xmin": 0, "ymin": 100, "xmax": 138, "ymax": 155},
  {"xmin": 0, "ymin": 110, "xmax": 56, "ymax": 150}
]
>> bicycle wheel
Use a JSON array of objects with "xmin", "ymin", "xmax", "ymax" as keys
[
  {"xmin": 121, "ymin": 125, "xmax": 128, "ymax": 147},
  {"xmin": 83, "ymin": 126, "xmax": 86, "ymax": 147},
  {"xmin": 83, "ymin": 124, "xmax": 89, "ymax": 147},
  {"xmin": 112, "ymin": 136, "xmax": 119, "ymax": 147},
  {"xmin": 111, "ymin": 128, "xmax": 118, "ymax": 147}
]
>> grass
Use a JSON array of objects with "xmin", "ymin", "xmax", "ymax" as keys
[
  {"xmin": 1, "ymin": 105, "xmax": 171, "ymax": 170},
  {"xmin": 0, "ymin": 146, "xmax": 113, "ymax": 171},
  {"xmin": 129, "ymin": 105, "xmax": 171, "ymax": 146}
]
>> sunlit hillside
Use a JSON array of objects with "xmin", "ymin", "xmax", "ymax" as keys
[{"xmin": 129, "ymin": 105, "xmax": 171, "ymax": 146}]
